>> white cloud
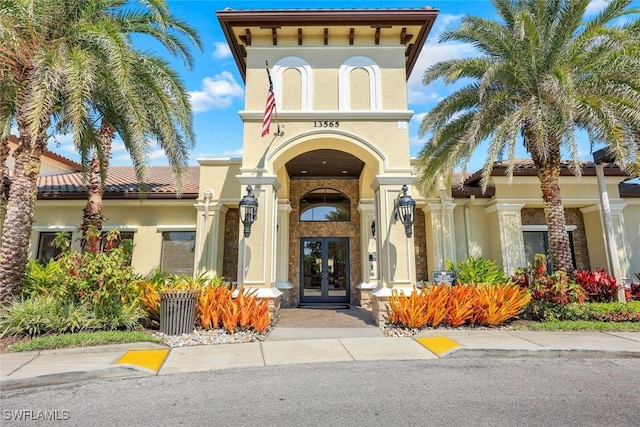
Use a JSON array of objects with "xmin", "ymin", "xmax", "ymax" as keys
[
  {"xmin": 195, "ymin": 148, "xmax": 243, "ymax": 159},
  {"xmin": 149, "ymin": 149, "xmax": 167, "ymax": 160},
  {"xmin": 411, "ymin": 112, "xmax": 427, "ymax": 126},
  {"xmin": 212, "ymin": 42, "xmax": 232, "ymax": 59},
  {"xmin": 429, "ymin": 13, "xmax": 463, "ymax": 39},
  {"xmin": 408, "ymin": 42, "xmax": 478, "ymax": 105},
  {"xmin": 111, "ymin": 141, "xmax": 126, "ymax": 153},
  {"xmin": 189, "ymin": 71, "xmax": 244, "ymax": 113},
  {"xmin": 586, "ymin": 0, "xmax": 608, "ymax": 16}
]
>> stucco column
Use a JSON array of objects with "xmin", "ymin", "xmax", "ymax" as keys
[
  {"xmin": 484, "ymin": 203, "xmax": 525, "ymax": 274},
  {"xmin": 194, "ymin": 196, "xmax": 227, "ymax": 277},
  {"xmin": 236, "ymin": 175, "xmax": 283, "ymax": 300},
  {"xmin": 582, "ymin": 202, "xmax": 630, "ymax": 285},
  {"xmin": 609, "ymin": 206, "xmax": 630, "ymax": 284},
  {"xmin": 423, "ymin": 197, "xmax": 457, "ymax": 272},
  {"xmin": 369, "ymin": 176, "xmax": 417, "ymax": 324},
  {"xmin": 357, "ymin": 199, "xmax": 377, "ymax": 307},
  {"xmin": 274, "ymin": 201, "xmax": 293, "ymax": 291}
]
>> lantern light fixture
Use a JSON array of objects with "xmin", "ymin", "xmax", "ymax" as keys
[
  {"xmin": 239, "ymin": 185, "xmax": 258, "ymax": 238},
  {"xmin": 393, "ymin": 184, "xmax": 416, "ymax": 238}
]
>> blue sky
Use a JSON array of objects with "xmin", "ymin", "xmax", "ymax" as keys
[{"xmin": 40, "ymin": 0, "xmax": 638, "ymax": 173}]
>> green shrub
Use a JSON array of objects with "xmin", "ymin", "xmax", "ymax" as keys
[
  {"xmin": 17, "ymin": 231, "xmax": 144, "ymax": 334},
  {"xmin": 446, "ymin": 257, "xmax": 510, "ymax": 285},
  {"xmin": 0, "ymin": 296, "xmax": 97, "ymax": 337},
  {"xmin": 560, "ymin": 301, "xmax": 640, "ymax": 322},
  {"xmin": 93, "ymin": 303, "xmax": 142, "ymax": 331},
  {"xmin": 512, "ymin": 254, "xmax": 586, "ymax": 321},
  {"xmin": 22, "ymin": 259, "xmax": 68, "ymax": 299}
]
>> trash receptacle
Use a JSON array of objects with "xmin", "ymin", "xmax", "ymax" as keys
[{"xmin": 160, "ymin": 290, "xmax": 199, "ymax": 335}]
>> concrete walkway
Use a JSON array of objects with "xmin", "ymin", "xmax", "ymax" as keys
[{"xmin": 2, "ymin": 308, "xmax": 640, "ymax": 391}]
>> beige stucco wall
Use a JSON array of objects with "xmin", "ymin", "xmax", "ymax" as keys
[
  {"xmin": 451, "ymin": 176, "xmax": 638, "ymax": 279},
  {"xmin": 31, "ymin": 200, "xmax": 196, "ymax": 276},
  {"xmin": 197, "ymin": 159, "xmax": 242, "ymax": 205},
  {"xmin": 623, "ymin": 202, "xmax": 640, "ymax": 281}
]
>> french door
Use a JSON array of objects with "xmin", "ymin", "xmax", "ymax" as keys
[{"xmin": 300, "ymin": 237, "xmax": 349, "ymax": 304}]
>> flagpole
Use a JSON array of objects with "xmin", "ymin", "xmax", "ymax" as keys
[{"xmin": 265, "ymin": 61, "xmax": 281, "ymax": 136}]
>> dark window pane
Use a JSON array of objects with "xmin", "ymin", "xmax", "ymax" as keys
[
  {"xmin": 100, "ymin": 231, "xmax": 135, "ymax": 252},
  {"xmin": 37, "ymin": 233, "xmax": 62, "ymax": 263},
  {"xmin": 523, "ymin": 230, "xmax": 575, "ymax": 273},
  {"xmin": 161, "ymin": 231, "xmax": 195, "ymax": 275}
]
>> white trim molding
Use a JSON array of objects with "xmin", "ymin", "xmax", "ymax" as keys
[
  {"xmin": 156, "ymin": 225, "xmax": 196, "ymax": 232},
  {"xmin": 273, "ymin": 56, "xmax": 313, "ymax": 111},
  {"xmin": 339, "ymin": 56, "xmax": 382, "ymax": 111}
]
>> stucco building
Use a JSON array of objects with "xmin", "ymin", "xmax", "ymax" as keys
[{"xmin": 6, "ymin": 8, "xmax": 639, "ymax": 322}]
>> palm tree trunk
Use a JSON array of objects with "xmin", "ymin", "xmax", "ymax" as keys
[
  {"xmin": 0, "ymin": 135, "xmax": 46, "ymax": 301},
  {"xmin": 0, "ymin": 136, "xmax": 10, "ymax": 244},
  {"xmin": 532, "ymin": 147, "xmax": 574, "ymax": 273},
  {"xmin": 0, "ymin": 75, "xmax": 51, "ymax": 301},
  {"xmin": 81, "ymin": 120, "xmax": 114, "ymax": 254}
]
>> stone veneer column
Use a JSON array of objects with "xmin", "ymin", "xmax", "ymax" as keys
[
  {"xmin": 484, "ymin": 203, "xmax": 525, "ymax": 274},
  {"xmin": 370, "ymin": 177, "xmax": 417, "ymax": 325},
  {"xmin": 194, "ymin": 198, "xmax": 228, "ymax": 277},
  {"xmin": 357, "ymin": 200, "xmax": 377, "ymax": 308},
  {"xmin": 236, "ymin": 175, "xmax": 283, "ymax": 303}
]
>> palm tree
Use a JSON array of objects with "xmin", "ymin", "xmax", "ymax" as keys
[
  {"xmin": 416, "ymin": 0, "xmax": 640, "ymax": 272},
  {"xmin": 0, "ymin": 0, "xmax": 199, "ymax": 299},
  {"xmin": 76, "ymin": 36, "xmax": 200, "ymax": 253}
]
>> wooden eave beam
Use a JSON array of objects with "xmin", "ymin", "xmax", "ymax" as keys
[
  {"xmin": 298, "ymin": 28, "xmax": 303, "ymax": 45},
  {"xmin": 239, "ymin": 28, "xmax": 252, "ymax": 45},
  {"xmin": 216, "ymin": 8, "xmax": 439, "ymax": 82},
  {"xmin": 349, "ymin": 28, "xmax": 354, "ymax": 45},
  {"xmin": 324, "ymin": 28, "xmax": 328, "ymax": 45}
]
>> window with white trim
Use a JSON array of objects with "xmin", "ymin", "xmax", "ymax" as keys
[
  {"xmin": 37, "ymin": 232, "xmax": 63, "ymax": 263},
  {"xmin": 160, "ymin": 231, "xmax": 196, "ymax": 276},
  {"xmin": 523, "ymin": 226, "xmax": 577, "ymax": 272},
  {"xmin": 100, "ymin": 231, "xmax": 135, "ymax": 252}
]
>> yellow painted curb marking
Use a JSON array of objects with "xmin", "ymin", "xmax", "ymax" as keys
[
  {"xmin": 116, "ymin": 349, "xmax": 170, "ymax": 372},
  {"xmin": 416, "ymin": 336, "xmax": 460, "ymax": 356}
]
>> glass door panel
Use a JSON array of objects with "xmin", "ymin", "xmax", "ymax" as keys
[{"xmin": 300, "ymin": 238, "xmax": 349, "ymax": 304}]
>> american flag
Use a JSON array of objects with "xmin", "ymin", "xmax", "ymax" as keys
[{"xmin": 261, "ymin": 67, "xmax": 276, "ymax": 137}]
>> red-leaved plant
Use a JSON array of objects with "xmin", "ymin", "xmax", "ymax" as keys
[
  {"xmin": 573, "ymin": 269, "xmax": 620, "ymax": 303},
  {"xmin": 625, "ymin": 283, "xmax": 640, "ymax": 302}
]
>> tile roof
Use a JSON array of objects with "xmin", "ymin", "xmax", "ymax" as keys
[
  {"xmin": 37, "ymin": 166, "xmax": 199, "ymax": 200},
  {"xmin": 464, "ymin": 159, "xmax": 630, "ymax": 186},
  {"xmin": 7, "ymin": 135, "xmax": 82, "ymax": 171},
  {"xmin": 456, "ymin": 159, "xmax": 638, "ymax": 198}
]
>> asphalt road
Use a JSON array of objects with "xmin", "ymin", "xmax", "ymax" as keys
[{"xmin": 2, "ymin": 358, "xmax": 639, "ymax": 426}]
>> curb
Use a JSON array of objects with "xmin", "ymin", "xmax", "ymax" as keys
[
  {"xmin": 440, "ymin": 348, "xmax": 640, "ymax": 359},
  {"xmin": 0, "ymin": 366, "xmax": 152, "ymax": 392}
]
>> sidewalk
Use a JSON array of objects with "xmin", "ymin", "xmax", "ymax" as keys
[{"xmin": 2, "ymin": 329, "xmax": 640, "ymax": 391}]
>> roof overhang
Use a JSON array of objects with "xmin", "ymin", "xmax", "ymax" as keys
[{"xmin": 216, "ymin": 8, "xmax": 439, "ymax": 82}]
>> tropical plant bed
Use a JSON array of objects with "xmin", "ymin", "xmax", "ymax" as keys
[
  {"xmin": 380, "ymin": 319, "xmax": 640, "ymax": 337},
  {"xmin": 153, "ymin": 327, "xmax": 270, "ymax": 348}
]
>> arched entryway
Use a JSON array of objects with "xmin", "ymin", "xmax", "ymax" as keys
[{"xmin": 284, "ymin": 149, "xmax": 365, "ymax": 306}]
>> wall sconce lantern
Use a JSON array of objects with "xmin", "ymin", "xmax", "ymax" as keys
[
  {"xmin": 394, "ymin": 184, "xmax": 416, "ymax": 238},
  {"xmin": 239, "ymin": 185, "xmax": 258, "ymax": 238},
  {"xmin": 371, "ymin": 219, "xmax": 376, "ymax": 240}
]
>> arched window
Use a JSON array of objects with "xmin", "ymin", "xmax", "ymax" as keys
[
  {"xmin": 273, "ymin": 57, "xmax": 313, "ymax": 111},
  {"xmin": 338, "ymin": 56, "xmax": 382, "ymax": 111},
  {"xmin": 300, "ymin": 188, "xmax": 350, "ymax": 222}
]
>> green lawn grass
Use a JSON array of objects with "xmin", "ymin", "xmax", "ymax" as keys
[
  {"xmin": 513, "ymin": 321, "xmax": 640, "ymax": 332},
  {"xmin": 8, "ymin": 330, "xmax": 164, "ymax": 352}
]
